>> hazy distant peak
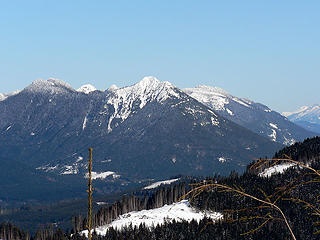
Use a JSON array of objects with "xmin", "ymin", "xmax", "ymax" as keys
[
  {"xmin": 283, "ymin": 105, "xmax": 320, "ymax": 124},
  {"xmin": 107, "ymin": 84, "xmax": 118, "ymax": 91},
  {"xmin": 282, "ymin": 106, "xmax": 309, "ymax": 117},
  {"xmin": 77, "ymin": 84, "xmax": 97, "ymax": 94}
]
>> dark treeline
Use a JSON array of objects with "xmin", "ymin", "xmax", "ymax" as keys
[
  {"xmin": 2, "ymin": 137, "xmax": 320, "ymax": 239},
  {"xmin": 275, "ymin": 136, "xmax": 320, "ymax": 161},
  {"xmin": 0, "ymin": 222, "xmax": 31, "ymax": 240},
  {"xmin": 249, "ymin": 136, "xmax": 320, "ymax": 175}
]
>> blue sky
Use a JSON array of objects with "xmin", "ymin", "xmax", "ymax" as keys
[{"xmin": 0, "ymin": 1, "xmax": 319, "ymax": 112}]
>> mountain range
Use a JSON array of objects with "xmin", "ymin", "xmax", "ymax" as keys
[{"xmin": 0, "ymin": 77, "xmax": 316, "ymax": 204}]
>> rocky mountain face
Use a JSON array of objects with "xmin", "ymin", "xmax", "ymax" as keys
[
  {"xmin": 283, "ymin": 105, "xmax": 320, "ymax": 134},
  {"xmin": 184, "ymin": 86, "xmax": 316, "ymax": 145},
  {"xmin": 0, "ymin": 77, "xmax": 282, "ymax": 203}
]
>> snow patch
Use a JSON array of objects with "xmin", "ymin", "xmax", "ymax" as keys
[
  {"xmin": 85, "ymin": 171, "xmax": 115, "ymax": 180},
  {"xmin": 268, "ymin": 129, "xmax": 277, "ymax": 142},
  {"xmin": 211, "ymin": 117, "xmax": 219, "ymax": 126},
  {"xmin": 36, "ymin": 165, "xmax": 59, "ymax": 172},
  {"xmin": 232, "ymin": 97, "xmax": 250, "ymax": 107},
  {"xmin": 101, "ymin": 159, "xmax": 112, "ymax": 163},
  {"xmin": 269, "ymin": 123, "xmax": 278, "ymax": 129},
  {"xmin": 144, "ymin": 178, "xmax": 180, "ymax": 190},
  {"xmin": 259, "ymin": 163, "xmax": 296, "ymax": 177},
  {"xmin": 82, "ymin": 116, "xmax": 88, "ymax": 130},
  {"xmin": 283, "ymin": 136, "xmax": 296, "ymax": 146},
  {"xmin": 226, "ymin": 108, "xmax": 233, "ymax": 116},
  {"xmin": 77, "ymin": 84, "xmax": 97, "ymax": 94},
  {"xmin": 81, "ymin": 200, "xmax": 222, "ymax": 236},
  {"xmin": 61, "ymin": 165, "xmax": 79, "ymax": 175}
]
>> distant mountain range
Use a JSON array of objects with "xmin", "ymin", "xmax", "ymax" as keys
[
  {"xmin": 283, "ymin": 105, "xmax": 320, "ymax": 134},
  {"xmin": 0, "ymin": 77, "xmax": 315, "ymax": 204}
]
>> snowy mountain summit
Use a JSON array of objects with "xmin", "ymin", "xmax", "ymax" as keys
[
  {"xmin": 105, "ymin": 76, "xmax": 181, "ymax": 132},
  {"xmin": 77, "ymin": 84, "xmax": 97, "ymax": 94},
  {"xmin": 24, "ymin": 78, "xmax": 75, "ymax": 94}
]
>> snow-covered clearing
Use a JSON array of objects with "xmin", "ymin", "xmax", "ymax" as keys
[
  {"xmin": 259, "ymin": 163, "xmax": 296, "ymax": 178},
  {"xmin": 81, "ymin": 200, "xmax": 222, "ymax": 237}
]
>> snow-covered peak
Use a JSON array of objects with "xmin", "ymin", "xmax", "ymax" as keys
[
  {"xmin": 106, "ymin": 76, "xmax": 180, "ymax": 132},
  {"xmin": 137, "ymin": 76, "xmax": 161, "ymax": 87},
  {"xmin": 128, "ymin": 76, "xmax": 174, "ymax": 95},
  {"xmin": 24, "ymin": 78, "xmax": 75, "ymax": 94},
  {"xmin": 77, "ymin": 84, "xmax": 97, "ymax": 94}
]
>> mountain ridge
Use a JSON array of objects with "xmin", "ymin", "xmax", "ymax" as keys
[{"xmin": 184, "ymin": 85, "xmax": 317, "ymax": 145}]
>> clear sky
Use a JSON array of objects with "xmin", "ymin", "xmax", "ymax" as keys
[{"xmin": 0, "ymin": 1, "xmax": 319, "ymax": 112}]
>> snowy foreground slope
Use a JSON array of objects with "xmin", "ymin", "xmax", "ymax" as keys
[{"xmin": 81, "ymin": 200, "xmax": 222, "ymax": 237}]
